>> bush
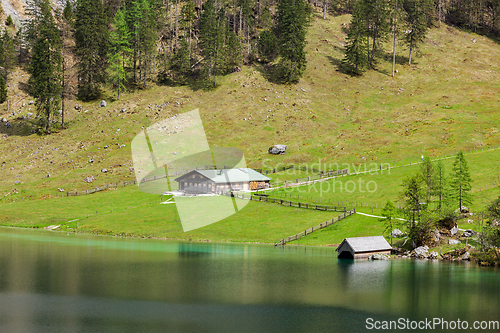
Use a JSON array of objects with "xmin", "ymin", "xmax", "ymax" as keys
[
  {"xmin": 6, "ymin": 15, "xmax": 13, "ymax": 26},
  {"xmin": 0, "ymin": 75, "xmax": 7, "ymax": 103}
]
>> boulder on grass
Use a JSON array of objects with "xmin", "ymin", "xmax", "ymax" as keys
[
  {"xmin": 268, "ymin": 144, "xmax": 288, "ymax": 155},
  {"xmin": 391, "ymin": 229, "xmax": 403, "ymax": 238}
]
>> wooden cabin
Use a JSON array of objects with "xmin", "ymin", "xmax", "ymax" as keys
[
  {"xmin": 336, "ymin": 236, "xmax": 392, "ymax": 259},
  {"xmin": 175, "ymin": 168, "xmax": 271, "ymax": 194}
]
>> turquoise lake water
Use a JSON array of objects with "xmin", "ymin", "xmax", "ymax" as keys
[{"xmin": 0, "ymin": 227, "xmax": 498, "ymax": 332}]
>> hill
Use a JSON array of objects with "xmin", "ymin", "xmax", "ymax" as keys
[{"xmin": 1, "ymin": 10, "xmax": 500, "ymax": 209}]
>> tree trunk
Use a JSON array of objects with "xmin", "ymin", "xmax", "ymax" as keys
[
  {"xmin": 392, "ymin": 24, "xmax": 396, "ymax": 77},
  {"xmin": 408, "ymin": 35, "xmax": 413, "ymax": 65},
  {"xmin": 323, "ymin": 0, "xmax": 327, "ymax": 19},
  {"xmin": 62, "ymin": 60, "xmax": 65, "ymax": 128},
  {"xmin": 370, "ymin": 28, "xmax": 377, "ymax": 66}
]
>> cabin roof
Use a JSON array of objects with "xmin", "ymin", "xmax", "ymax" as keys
[
  {"xmin": 336, "ymin": 236, "xmax": 392, "ymax": 253},
  {"xmin": 175, "ymin": 168, "xmax": 271, "ymax": 183}
]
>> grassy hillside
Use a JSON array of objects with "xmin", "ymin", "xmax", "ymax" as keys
[{"xmin": 1, "ymin": 9, "xmax": 500, "ymax": 244}]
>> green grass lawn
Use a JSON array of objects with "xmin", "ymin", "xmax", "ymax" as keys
[
  {"xmin": 0, "ymin": 185, "xmax": 342, "ymax": 244},
  {"xmin": 266, "ymin": 147, "xmax": 500, "ymax": 212}
]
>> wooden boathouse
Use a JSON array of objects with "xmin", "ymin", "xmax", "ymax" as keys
[
  {"xmin": 175, "ymin": 168, "xmax": 271, "ymax": 194},
  {"xmin": 336, "ymin": 236, "xmax": 392, "ymax": 259}
]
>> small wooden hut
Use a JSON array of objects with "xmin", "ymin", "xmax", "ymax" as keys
[{"xmin": 336, "ymin": 236, "xmax": 392, "ymax": 259}]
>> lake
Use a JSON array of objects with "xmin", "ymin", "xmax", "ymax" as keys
[{"xmin": 0, "ymin": 227, "xmax": 498, "ymax": 332}]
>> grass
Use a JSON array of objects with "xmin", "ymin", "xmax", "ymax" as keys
[
  {"xmin": 0, "ymin": 185, "xmax": 343, "ymax": 244},
  {"xmin": 266, "ymin": 147, "xmax": 500, "ymax": 212}
]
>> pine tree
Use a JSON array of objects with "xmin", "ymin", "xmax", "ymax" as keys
[
  {"xmin": 0, "ymin": 74, "xmax": 7, "ymax": 104},
  {"xmin": 63, "ymin": 0, "xmax": 75, "ymax": 26},
  {"xmin": 258, "ymin": 29, "xmax": 278, "ymax": 63},
  {"xmin": 380, "ymin": 200, "xmax": 397, "ymax": 246},
  {"xmin": 27, "ymin": 0, "xmax": 62, "ymax": 132},
  {"xmin": 342, "ymin": 3, "xmax": 369, "ymax": 74},
  {"xmin": 0, "ymin": 30, "xmax": 16, "ymax": 73},
  {"xmin": 400, "ymin": 173, "xmax": 425, "ymax": 229},
  {"xmin": 137, "ymin": 0, "xmax": 156, "ymax": 88},
  {"xmin": 6, "ymin": 15, "xmax": 13, "ymax": 26},
  {"xmin": 199, "ymin": 0, "xmax": 225, "ymax": 86},
  {"xmin": 450, "ymin": 150, "xmax": 473, "ymax": 211},
  {"xmin": 170, "ymin": 38, "xmax": 191, "ymax": 84},
  {"xmin": 108, "ymin": 9, "xmax": 132, "ymax": 99},
  {"xmin": 402, "ymin": 0, "xmax": 432, "ymax": 65},
  {"xmin": 421, "ymin": 155, "xmax": 434, "ymax": 211},
  {"xmin": 75, "ymin": 0, "xmax": 109, "ymax": 101},
  {"xmin": 362, "ymin": 0, "xmax": 390, "ymax": 66},
  {"xmin": 225, "ymin": 31, "xmax": 242, "ymax": 73},
  {"xmin": 275, "ymin": 0, "xmax": 310, "ymax": 82},
  {"xmin": 433, "ymin": 160, "xmax": 447, "ymax": 212}
]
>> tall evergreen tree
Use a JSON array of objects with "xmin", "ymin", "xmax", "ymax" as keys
[
  {"xmin": 342, "ymin": 2, "xmax": 369, "ymax": 74},
  {"xmin": 380, "ymin": 200, "xmax": 398, "ymax": 246},
  {"xmin": 170, "ymin": 38, "xmax": 191, "ymax": 84},
  {"xmin": 275, "ymin": 0, "xmax": 310, "ymax": 82},
  {"xmin": 450, "ymin": 150, "xmax": 473, "ymax": 211},
  {"xmin": 421, "ymin": 155, "xmax": 434, "ymax": 211},
  {"xmin": 0, "ymin": 73, "xmax": 7, "ymax": 104},
  {"xmin": 137, "ymin": 0, "xmax": 156, "ymax": 88},
  {"xmin": 108, "ymin": 9, "xmax": 132, "ymax": 99},
  {"xmin": 400, "ymin": 173, "xmax": 425, "ymax": 229},
  {"xmin": 199, "ymin": 0, "xmax": 225, "ymax": 86},
  {"xmin": 364, "ymin": 0, "xmax": 390, "ymax": 66},
  {"xmin": 75, "ymin": 0, "xmax": 109, "ymax": 101},
  {"xmin": 433, "ymin": 160, "xmax": 447, "ymax": 211},
  {"xmin": 27, "ymin": 0, "xmax": 62, "ymax": 132},
  {"xmin": 0, "ymin": 29, "xmax": 16, "ymax": 74},
  {"xmin": 402, "ymin": 0, "xmax": 432, "ymax": 65}
]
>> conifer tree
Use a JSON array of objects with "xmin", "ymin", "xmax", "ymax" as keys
[
  {"xmin": 225, "ymin": 31, "xmax": 242, "ymax": 73},
  {"xmin": 275, "ymin": 0, "xmax": 310, "ymax": 82},
  {"xmin": 402, "ymin": 0, "xmax": 432, "ymax": 65},
  {"xmin": 450, "ymin": 150, "xmax": 473, "ymax": 211},
  {"xmin": 342, "ymin": 2, "xmax": 368, "ymax": 74},
  {"xmin": 258, "ymin": 29, "xmax": 278, "ymax": 63},
  {"xmin": 0, "ymin": 30, "xmax": 16, "ymax": 74},
  {"xmin": 63, "ymin": 0, "xmax": 75, "ymax": 25},
  {"xmin": 0, "ymin": 72, "xmax": 7, "ymax": 104},
  {"xmin": 75, "ymin": 0, "xmax": 109, "ymax": 100},
  {"xmin": 199, "ymin": 0, "xmax": 225, "ymax": 86},
  {"xmin": 137, "ymin": 0, "xmax": 156, "ymax": 88},
  {"xmin": 108, "ymin": 9, "xmax": 132, "ymax": 99},
  {"xmin": 421, "ymin": 155, "xmax": 434, "ymax": 211},
  {"xmin": 433, "ymin": 160, "xmax": 447, "ymax": 212},
  {"xmin": 170, "ymin": 38, "xmax": 191, "ymax": 84},
  {"xmin": 27, "ymin": 0, "xmax": 62, "ymax": 132}
]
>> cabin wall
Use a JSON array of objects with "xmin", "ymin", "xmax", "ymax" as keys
[{"xmin": 353, "ymin": 250, "xmax": 391, "ymax": 259}]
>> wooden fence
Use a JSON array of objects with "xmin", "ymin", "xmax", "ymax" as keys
[
  {"xmin": 274, "ymin": 209, "xmax": 356, "ymax": 246},
  {"xmin": 245, "ymin": 193, "xmax": 348, "ymax": 212}
]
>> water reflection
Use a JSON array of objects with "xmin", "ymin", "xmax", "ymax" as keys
[{"xmin": 0, "ymin": 227, "xmax": 499, "ymax": 333}]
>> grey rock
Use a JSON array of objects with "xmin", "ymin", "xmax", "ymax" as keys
[
  {"xmin": 14, "ymin": 180, "xmax": 21, "ymax": 184},
  {"xmin": 129, "ymin": 167, "xmax": 135, "ymax": 172},
  {"xmin": 173, "ymin": 152, "xmax": 178, "ymax": 155},
  {"xmin": 455, "ymin": 206, "xmax": 469, "ymax": 213},
  {"xmin": 428, "ymin": 251, "xmax": 438, "ymax": 259},
  {"xmin": 450, "ymin": 224, "xmax": 459, "ymax": 236},
  {"xmin": 57, "ymin": 188, "xmax": 65, "ymax": 192},
  {"xmin": 448, "ymin": 239, "xmax": 460, "ymax": 245},
  {"xmin": 29, "ymin": 100, "xmax": 34, "ymax": 105},
  {"xmin": 75, "ymin": 104, "xmax": 82, "ymax": 110},
  {"xmin": 413, "ymin": 245, "xmax": 429, "ymax": 259},
  {"xmin": 101, "ymin": 168, "xmax": 107, "ymax": 173},
  {"xmin": 27, "ymin": 112, "xmax": 33, "ymax": 117},
  {"xmin": 88, "ymin": 159, "xmax": 94, "ymax": 163},
  {"xmin": 83, "ymin": 176, "xmax": 95, "ymax": 183},
  {"xmin": 391, "ymin": 229, "xmax": 404, "ymax": 238},
  {"xmin": 463, "ymin": 229, "xmax": 476, "ymax": 237},
  {"xmin": 371, "ymin": 253, "xmax": 390, "ymax": 260},
  {"xmin": 120, "ymin": 108, "xmax": 126, "ymax": 113},
  {"xmin": 99, "ymin": 100, "xmax": 107, "ymax": 107},
  {"xmin": 104, "ymin": 145, "xmax": 109, "ymax": 149},
  {"xmin": 1, "ymin": 118, "xmax": 7, "ymax": 122},
  {"xmin": 268, "ymin": 144, "xmax": 288, "ymax": 155},
  {"xmin": 462, "ymin": 252, "xmax": 470, "ymax": 260}
]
